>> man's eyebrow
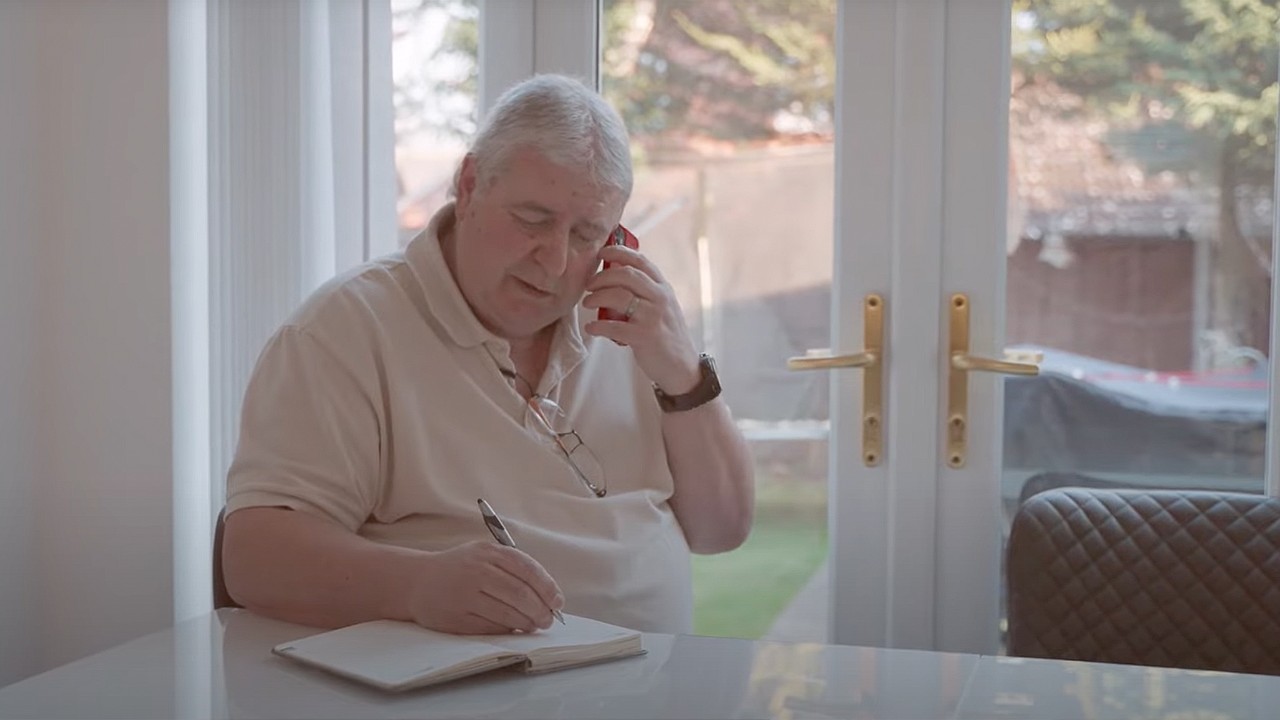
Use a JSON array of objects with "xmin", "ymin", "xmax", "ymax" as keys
[{"xmin": 510, "ymin": 202, "xmax": 609, "ymax": 237}]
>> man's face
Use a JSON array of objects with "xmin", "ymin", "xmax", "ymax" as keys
[{"xmin": 450, "ymin": 147, "xmax": 625, "ymax": 340}]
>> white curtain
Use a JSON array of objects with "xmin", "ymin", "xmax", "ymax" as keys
[{"xmin": 172, "ymin": 0, "xmax": 395, "ymax": 622}]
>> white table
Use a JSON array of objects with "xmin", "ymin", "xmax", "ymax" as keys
[{"xmin": 1, "ymin": 609, "xmax": 1277, "ymax": 719}]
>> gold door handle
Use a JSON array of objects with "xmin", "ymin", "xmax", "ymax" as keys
[
  {"xmin": 787, "ymin": 294, "xmax": 884, "ymax": 466},
  {"xmin": 946, "ymin": 293, "xmax": 1040, "ymax": 468},
  {"xmin": 950, "ymin": 352, "xmax": 1039, "ymax": 375},
  {"xmin": 787, "ymin": 350, "xmax": 877, "ymax": 371}
]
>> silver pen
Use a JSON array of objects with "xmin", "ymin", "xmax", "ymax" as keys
[{"xmin": 476, "ymin": 498, "xmax": 566, "ymax": 625}]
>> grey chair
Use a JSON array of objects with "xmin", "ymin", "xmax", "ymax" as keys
[
  {"xmin": 213, "ymin": 508, "xmax": 242, "ymax": 609},
  {"xmin": 1006, "ymin": 487, "xmax": 1280, "ymax": 675}
]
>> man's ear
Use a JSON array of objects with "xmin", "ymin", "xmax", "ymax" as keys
[{"xmin": 456, "ymin": 154, "xmax": 479, "ymax": 214}]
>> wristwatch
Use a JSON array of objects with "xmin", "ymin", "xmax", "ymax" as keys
[{"xmin": 654, "ymin": 353, "xmax": 722, "ymax": 412}]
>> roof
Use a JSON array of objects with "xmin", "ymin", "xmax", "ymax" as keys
[{"xmin": 1011, "ymin": 81, "xmax": 1204, "ymax": 244}]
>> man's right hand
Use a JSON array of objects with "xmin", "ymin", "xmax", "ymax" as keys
[
  {"xmin": 224, "ymin": 508, "xmax": 566, "ymax": 635},
  {"xmin": 403, "ymin": 541, "xmax": 566, "ymax": 635}
]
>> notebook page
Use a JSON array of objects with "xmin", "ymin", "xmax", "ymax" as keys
[
  {"xmin": 472, "ymin": 614, "xmax": 643, "ymax": 671},
  {"xmin": 472, "ymin": 614, "xmax": 638, "ymax": 653}
]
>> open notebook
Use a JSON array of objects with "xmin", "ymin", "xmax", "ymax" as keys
[{"xmin": 272, "ymin": 613, "xmax": 644, "ymax": 692}]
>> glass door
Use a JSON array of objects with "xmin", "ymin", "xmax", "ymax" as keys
[
  {"xmin": 491, "ymin": 0, "xmax": 907, "ymax": 647},
  {"xmin": 938, "ymin": 0, "xmax": 1280, "ymax": 653},
  {"xmin": 1001, "ymin": 0, "xmax": 1277, "ymax": 502},
  {"xmin": 993, "ymin": 0, "xmax": 1280, "ymax": 643}
]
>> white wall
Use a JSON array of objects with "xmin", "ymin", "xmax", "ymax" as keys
[
  {"xmin": 0, "ymin": 0, "xmax": 174, "ymax": 684},
  {"xmin": 0, "ymin": 0, "xmax": 41, "ymax": 688}
]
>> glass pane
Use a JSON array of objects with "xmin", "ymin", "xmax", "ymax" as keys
[
  {"xmin": 1002, "ymin": 0, "xmax": 1276, "ymax": 637},
  {"xmin": 601, "ymin": 0, "xmax": 837, "ymax": 641},
  {"xmin": 392, "ymin": 0, "xmax": 478, "ymax": 247}
]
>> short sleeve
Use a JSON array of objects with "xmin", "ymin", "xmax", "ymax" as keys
[{"xmin": 225, "ymin": 326, "xmax": 382, "ymax": 532}]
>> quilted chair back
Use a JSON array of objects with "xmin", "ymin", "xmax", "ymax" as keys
[{"xmin": 1006, "ymin": 488, "xmax": 1280, "ymax": 675}]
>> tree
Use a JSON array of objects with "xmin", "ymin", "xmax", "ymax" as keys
[
  {"xmin": 601, "ymin": 0, "xmax": 836, "ymax": 151},
  {"xmin": 391, "ymin": 0, "xmax": 478, "ymax": 143},
  {"xmin": 391, "ymin": 1, "xmax": 835, "ymax": 151},
  {"xmin": 1013, "ymin": 0, "xmax": 1279, "ymax": 357}
]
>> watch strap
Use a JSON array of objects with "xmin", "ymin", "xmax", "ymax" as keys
[{"xmin": 654, "ymin": 354, "xmax": 721, "ymax": 412}]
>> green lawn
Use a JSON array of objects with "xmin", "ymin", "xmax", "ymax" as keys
[{"xmin": 690, "ymin": 478, "xmax": 828, "ymax": 639}]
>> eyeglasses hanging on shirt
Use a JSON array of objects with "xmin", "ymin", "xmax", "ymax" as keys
[{"xmin": 496, "ymin": 365, "xmax": 607, "ymax": 498}]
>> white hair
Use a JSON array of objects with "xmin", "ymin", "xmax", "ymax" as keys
[{"xmin": 450, "ymin": 74, "xmax": 633, "ymax": 200}]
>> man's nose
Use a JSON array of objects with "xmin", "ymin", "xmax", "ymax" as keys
[{"xmin": 532, "ymin": 225, "xmax": 571, "ymax": 276}]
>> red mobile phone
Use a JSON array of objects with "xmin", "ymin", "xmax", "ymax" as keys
[{"xmin": 598, "ymin": 224, "xmax": 640, "ymax": 322}]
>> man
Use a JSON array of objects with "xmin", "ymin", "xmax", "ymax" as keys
[{"xmin": 222, "ymin": 74, "xmax": 754, "ymax": 636}]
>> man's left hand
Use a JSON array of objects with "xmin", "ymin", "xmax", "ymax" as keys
[{"xmin": 583, "ymin": 243, "xmax": 702, "ymax": 395}]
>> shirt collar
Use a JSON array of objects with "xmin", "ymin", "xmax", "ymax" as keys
[{"xmin": 404, "ymin": 203, "xmax": 589, "ymax": 382}]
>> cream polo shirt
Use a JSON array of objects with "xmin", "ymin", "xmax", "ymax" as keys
[{"xmin": 226, "ymin": 205, "xmax": 694, "ymax": 634}]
